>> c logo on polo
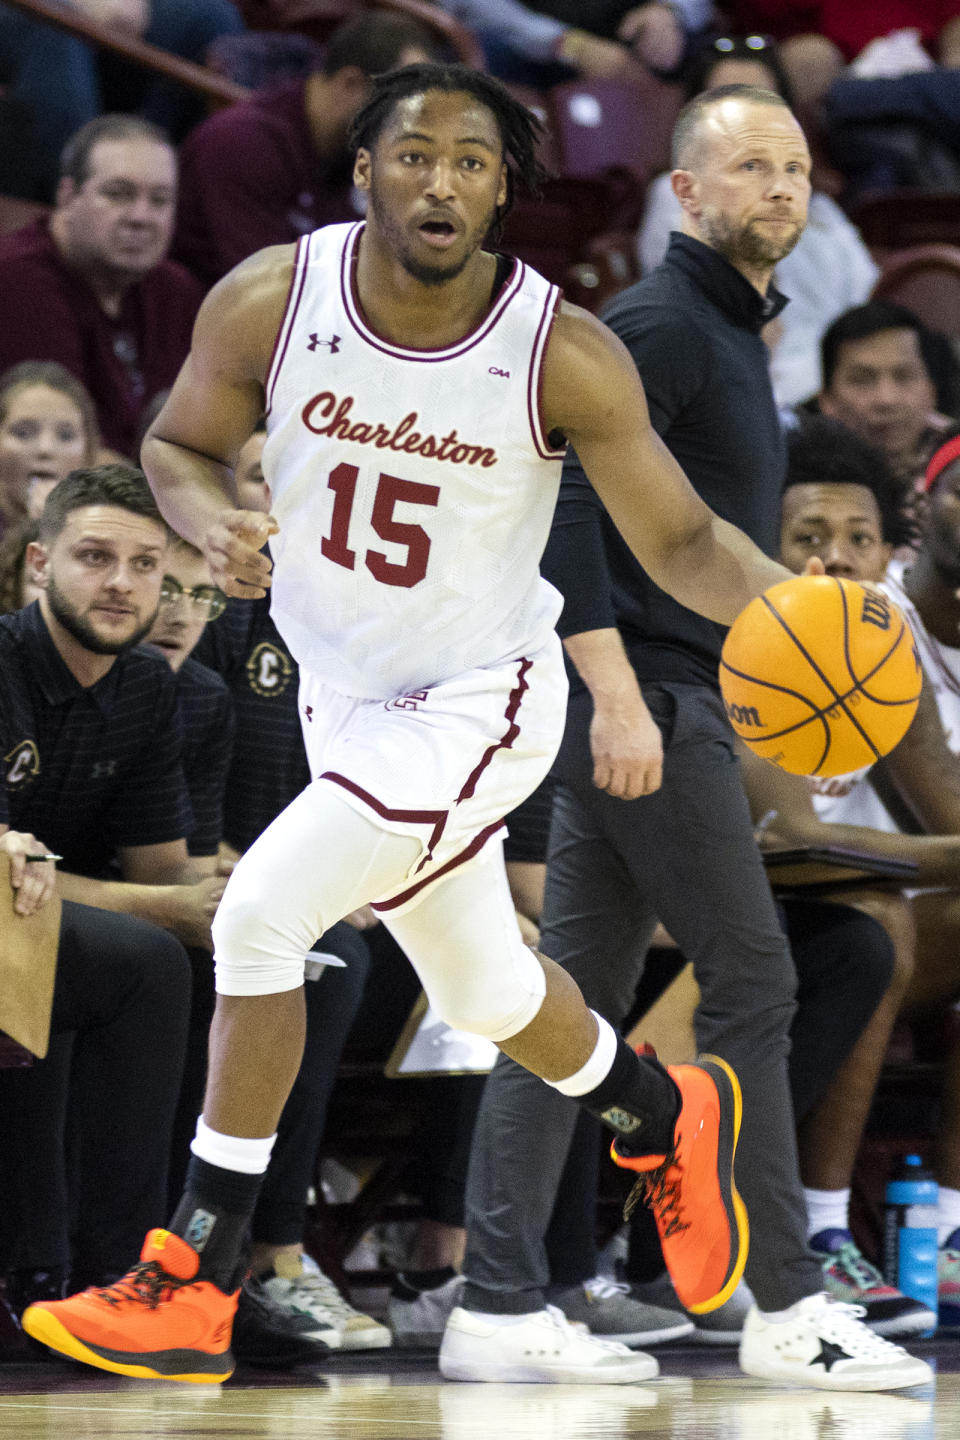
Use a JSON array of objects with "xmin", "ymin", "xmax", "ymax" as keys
[
  {"xmin": 246, "ymin": 641, "xmax": 293, "ymax": 698},
  {"xmin": 5, "ymin": 739, "xmax": 39, "ymax": 788}
]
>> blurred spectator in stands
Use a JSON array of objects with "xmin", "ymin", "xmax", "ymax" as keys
[
  {"xmin": 173, "ymin": 13, "xmax": 438, "ymax": 290},
  {"xmin": 0, "ymin": 516, "xmax": 40, "ymax": 614},
  {"xmin": 441, "ymin": 0, "xmax": 710, "ymax": 86},
  {"xmin": 724, "ymin": 3, "xmax": 960, "ymax": 116},
  {"xmin": 0, "ymin": 116, "xmax": 202, "ymax": 458},
  {"xmin": 0, "ymin": 0, "xmax": 245, "ymax": 201},
  {"xmin": 636, "ymin": 34, "xmax": 878, "ymax": 407},
  {"xmin": 0, "ymin": 362, "xmax": 99, "ymax": 541},
  {"xmin": 816, "ymin": 299, "xmax": 958, "ymax": 544}
]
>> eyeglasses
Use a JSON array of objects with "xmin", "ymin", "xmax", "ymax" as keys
[
  {"xmin": 159, "ymin": 574, "xmax": 227, "ymax": 621},
  {"xmin": 712, "ymin": 34, "xmax": 772, "ymax": 55}
]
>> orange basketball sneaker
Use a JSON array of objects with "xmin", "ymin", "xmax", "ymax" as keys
[
  {"xmin": 21, "ymin": 1228, "xmax": 239, "ymax": 1383},
  {"xmin": 610, "ymin": 1053, "xmax": 749, "ymax": 1315}
]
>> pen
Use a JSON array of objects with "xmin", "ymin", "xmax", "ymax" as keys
[{"xmin": 25, "ymin": 853, "xmax": 63, "ymax": 862}]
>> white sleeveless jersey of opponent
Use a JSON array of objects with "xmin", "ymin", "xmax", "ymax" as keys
[
  {"xmin": 810, "ymin": 558, "xmax": 960, "ymax": 830},
  {"xmin": 262, "ymin": 221, "xmax": 566, "ymax": 701}
]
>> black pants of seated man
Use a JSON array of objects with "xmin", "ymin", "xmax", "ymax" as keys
[{"xmin": 0, "ymin": 902, "xmax": 192, "ymax": 1298}]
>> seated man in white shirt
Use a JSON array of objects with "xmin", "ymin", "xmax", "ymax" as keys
[{"xmin": 741, "ymin": 414, "xmax": 960, "ymax": 1332}]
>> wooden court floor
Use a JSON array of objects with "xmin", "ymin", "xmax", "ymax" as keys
[{"xmin": 1, "ymin": 1340, "xmax": 959, "ymax": 1439}]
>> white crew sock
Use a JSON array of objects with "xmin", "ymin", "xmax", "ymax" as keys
[
  {"xmin": 548, "ymin": 1012, "xmax": 618, "ymax": 1096},
  {"xmin": 191, "ymin": 1115, "xmax": 277, "ymax": 1174},
  {"xmin": 804, "ymin": 1186, "xmax": 851, "ymax": 1241}
]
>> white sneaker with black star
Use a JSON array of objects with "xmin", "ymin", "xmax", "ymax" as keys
[{"xmin": 739, "ymin": 1294, "xmax": 933, "ymax": 1391}]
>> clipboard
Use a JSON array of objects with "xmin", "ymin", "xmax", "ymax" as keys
[
  {"xmin": 762, "ymin": 844, "xmax": 918, "ymax": 891},
  {"xmin": 0, "ymin": 852, "xmax": 61, "ymax": 1058},
  {"xmin": 384, "ymin": 991, "xmax": 499, "ymax": 1078}
]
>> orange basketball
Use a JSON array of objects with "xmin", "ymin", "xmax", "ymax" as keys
[{"xmin": 719, "ymin": 576, "xmax": 922, "ymax": 777}]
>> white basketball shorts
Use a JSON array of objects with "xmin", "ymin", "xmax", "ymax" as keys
[{"xmin": 298, "ymin": 632, "xmax": 567, "ymax": 916}]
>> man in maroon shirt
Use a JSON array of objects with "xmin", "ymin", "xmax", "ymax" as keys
[
  {"xmin": 0, "ymin": 115, "xmax": 202, "ymax": 459},
  {"xmin": 172, "ymin": 12, "xmax": 437, "ymax": 289}
]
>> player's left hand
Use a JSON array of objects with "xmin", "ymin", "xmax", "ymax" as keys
[
  {"xmin": 203, "ymin": 510, "xmax": 279, "ymax": 598},
  {"xmin": 803, "ymin": 557, "xmax": 826, "ymax": 576}
]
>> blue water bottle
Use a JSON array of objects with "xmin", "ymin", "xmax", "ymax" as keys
[{"xmin": 884, "ymin": 1153, "xmax": 939, "ymax": 1336}]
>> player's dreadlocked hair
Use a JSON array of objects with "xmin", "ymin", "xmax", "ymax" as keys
[{"xmin": 349, "ymin": 62, "xmax": 550, "ymax": 242}]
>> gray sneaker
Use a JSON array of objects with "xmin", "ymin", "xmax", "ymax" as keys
[
  {"xmin": 388, "ymin": 1273, "xmax": 465, "ymax": 1346},
  {"xmin": 554, "ymin": 1274, "xmax": 694, "ymax": 1347},
  {"xmin": 629, "ymin": 1268, "xmax": 754, "ymax": 1344}
]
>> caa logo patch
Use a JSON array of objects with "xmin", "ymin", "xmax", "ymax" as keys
[
  {"xmin": 246, "ymin": 641, "xmax": 293, "ymax": 698},
  {"xmin": 5, "ymin": 739, "xmax": 39, "ymax": 788}
]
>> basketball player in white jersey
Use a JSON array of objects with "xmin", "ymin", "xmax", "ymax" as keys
[
  {"xmin": 24, "ymin": 64, "xmax": 809, "ymax": 1384},
  {"xmin": 739, "ymin": 415, "xmax": 960, "ymax": 1332}
]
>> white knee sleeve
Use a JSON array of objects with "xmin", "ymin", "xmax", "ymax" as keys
[
  {"xmin": 214, "ymin": 783, "xmax": 420, "ymax": 996},
  {"xmin": 385, "ymin": 843, "xmax": 546, "ymax": 1042}
]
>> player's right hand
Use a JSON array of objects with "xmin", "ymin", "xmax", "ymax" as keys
[
  {"xmin": 204, "ymin": 510, "xmax": 279, "ymax": 598},
  {"xmin": 589, "ymin": 691, "xmax": 664, "ymax": 799}
]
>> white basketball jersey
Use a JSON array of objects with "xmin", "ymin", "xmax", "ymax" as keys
[
  {"xmin": 884, "ymin": 559, "xmax": 960, "ymax": 751},
  {"xmin": 262, "ymin": 222, "xmax": 567, "ymax": 700},
  {"xmin": 809, "ymin": 558, "xmax": 960, "ymax": 828}
]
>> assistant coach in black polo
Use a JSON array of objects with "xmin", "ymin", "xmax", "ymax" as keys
[{"xmin": 0, "ymin": 464, "xmax": 221, "ymax": 1313}]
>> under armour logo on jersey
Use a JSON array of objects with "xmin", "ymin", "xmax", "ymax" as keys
[
  {"xmin": 304, "ymin": 705, "xmax": 314, "ymax": 722},
  {"xmin": 91, "ymin": 760, "xmax": 118, "ymax": 779},
  {"xmin": 308, "ymin": 333, "xmax": 341, "ymax": 354}
]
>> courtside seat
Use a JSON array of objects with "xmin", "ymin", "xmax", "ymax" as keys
[
  {"xmin": 847, "ymin": 189, "xmax": 960, "ymax": 259},
  {"xmin": 548, "ymin": 74, "xmax": 683, "ymax": 185},
  {"xmin": 303, "ymin": 1056, "xmax": 438, "ymax": 1293},
  {"xmin": 503, "ymin": 173, "xmax": 643, "ymax": 313},
  {"xmin": 871, "ymin": 243, "xmax": 960, "ymax": 337}
]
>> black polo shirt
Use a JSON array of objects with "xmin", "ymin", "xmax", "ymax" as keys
[
  {"xmin": 193, "ymin": 593, "xmax": 308, "ymax": 854},
  {"xmin": 0, "ymin": 603, "xmax": 193, "ymax": 877},
  {"xmin": 173, "ymin": 655, "xmax": 235, "ymax": 859},
  {"xmin": 544, "ymin": 232, "xmax": 789, "ymax": 690}
]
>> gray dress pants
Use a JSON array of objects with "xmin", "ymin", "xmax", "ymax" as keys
[{"xmin": 462, "ymin": 681, "xmax": 822, "ymax": 1314}]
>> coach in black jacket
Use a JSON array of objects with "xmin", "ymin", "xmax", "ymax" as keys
[{"xmin": 455, "ymin": 84, "xmax": 878, "ymax": 1378}]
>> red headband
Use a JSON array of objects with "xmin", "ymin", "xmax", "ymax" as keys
[{"xmin": 925, "ymin": 434, "xmax": 960, "ymax": 491}]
